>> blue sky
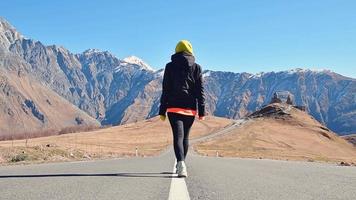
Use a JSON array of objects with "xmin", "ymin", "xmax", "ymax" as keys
[{"xmin": 2, "ymin": 0, "xmax": 356, "ymax": 77}]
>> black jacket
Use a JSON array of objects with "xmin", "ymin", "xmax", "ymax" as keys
[{"xmin": 159, "ymin": 52, "xmax": 206, "ymax": 117}]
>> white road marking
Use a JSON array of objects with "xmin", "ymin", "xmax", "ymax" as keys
[{"xmin": 168, "ymin": 160, "xmax": 190, "ymax": 200}]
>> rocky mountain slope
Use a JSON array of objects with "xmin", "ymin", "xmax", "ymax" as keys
[
  {"xmin": 0, "ymin": 17, "xmax": 355, "ymax": 135},
  {"xmin": 195, "ymin": 103, "xmax": 356, "ymax": 164},
  {"xmin": 342, "ymin": 134, "xmax": 356, "ymax": 147},
  {"xmin": 0, "ymin": 19, "xmax": 99, "ymax": 136},
  {"xmin": 202, "ymin": 69, "xmax": 355, "ymax": 135},
  {"xmin": 3, "ymin": 20, "xmax": 157, "ymax": 126},
  {"xmin": 0, "ymin": 62, "xmax": 99, "ymax": 136}
]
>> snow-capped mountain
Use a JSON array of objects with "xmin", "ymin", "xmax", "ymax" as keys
[
  {"xmin": 0, "ymin": 17, "xmax": 355, "ymax": 135},
  {"xmin": 202, "ymin": 69, "xmax": 355, "ymax": 135}
]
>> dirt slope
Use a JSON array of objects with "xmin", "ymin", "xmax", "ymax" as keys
[
  {"xmin": 195, "ymin": 103, "xmax": 356, "ymax": 163},
  {"xmin": 0, "ymin": 71, "xmax": 99, "ymax": 137}
]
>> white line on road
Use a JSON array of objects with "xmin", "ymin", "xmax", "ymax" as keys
[{"xmin": 168, "ymin": 160, "xmax": 190, "ymax": 200}]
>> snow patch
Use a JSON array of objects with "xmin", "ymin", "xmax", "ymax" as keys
[
  {"xmin": 154, "ymin": 69, "xmax": 164, "ymax": 78},
  {"xmin": 83, "ymin": 48, "xmax": 105, "ymax": 54},
  {"xmin": 248, "ymin": 68, "xmax": 332, "ymax": 79},
  {"xmin": 285, "ymin": 68, "xmax": 330, "ymax": 74},
  {"xmin": 250, "ymin": 72, "xmax": 265, "ymax": 78},
  {"xmin": 203, "ymin": 70, "xmax": 211, "ymax": 78},
  {"xmin": 122, "ymin": 56, "xmax": 155, "ymax": 71}
]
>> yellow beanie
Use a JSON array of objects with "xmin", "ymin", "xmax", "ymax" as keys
[{"xmin": 175, "ymin": 40, "xmax": 194, "ymax": 55}]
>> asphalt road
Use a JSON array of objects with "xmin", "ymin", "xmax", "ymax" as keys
[
  {"xmin": 1, "ymin": 121, "xmax": 355, "ymax": 200},
  {"xmin": 186, "ymin": 155, "xmax": 356, "ymax": 200},
  {"xmin": 0, "ymin": 147, "xmax": 355, "ymax": 200}
]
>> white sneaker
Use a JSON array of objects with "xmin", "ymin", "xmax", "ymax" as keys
[
  {"xmin": 175, "ymin": 162, "xmax": 180, "ymax": 174},
  {"xmin": 177, "ymin": 161, "xmax": 188, "ymax": 178}
]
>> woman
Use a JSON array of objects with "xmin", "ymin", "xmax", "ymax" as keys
[{"xmin": 159, "ymin": 40, "xmax": 206, "ymax": 177}]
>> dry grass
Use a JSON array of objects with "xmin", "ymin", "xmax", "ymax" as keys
[
  {"xmin": 195, "ymin": 108, "xmax": 356, "ymax": 164},
  {"xmin": 0, "ymin": 125, "xmax": 99, "ymax": 141},
  {"xmin": 0, "ymin": 129, "xmax": 58, "ymax": 141},
  {"xmin": 0, "ymin": 116, "xmax": 232, "ymax": 164},
  {"xmin": 0, "ymin": 145, "xmax": 86, "ymax": 165},
  {"xmin": 58, "ymin": 125, "xmax": 100, "ymax": 135}
]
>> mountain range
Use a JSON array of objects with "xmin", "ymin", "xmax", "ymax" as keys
[{"xmin": 0, "ymin": 17, "xmax": 355, "ymax": 136}]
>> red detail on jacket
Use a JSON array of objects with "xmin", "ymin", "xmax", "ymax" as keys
[{"xmin": 167, "ymin": 107, "xmax": 197, "ymax": 116}]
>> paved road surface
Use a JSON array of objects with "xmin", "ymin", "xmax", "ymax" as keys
[
  {"xmin": 1, "ymin": 122, "xmax": 355, "ymax": 200},
  {"xmin": 186, "ymin": 155, "xmax": 356, "ymax": 200},
  {"xmin": 0, "ymin": 148, "xmax": 355, "ymax": 200}
]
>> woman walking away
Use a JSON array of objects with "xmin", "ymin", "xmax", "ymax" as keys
[{"xmin": 159, "ymin": 40, "xmax": 206, "ymax": 178}]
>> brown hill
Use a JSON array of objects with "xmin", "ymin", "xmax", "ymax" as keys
[
  {"xmin": 195, "ymin": 103, "xmax": 356, "ymax": 163},
  {"xmin": 0, "ymin": 70, "xmax": 100, "ymax": 138}
]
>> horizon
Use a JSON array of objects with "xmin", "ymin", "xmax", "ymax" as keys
[{"xmin": 2, "ymin": 0, "xmax": 356, "ymax": 78}]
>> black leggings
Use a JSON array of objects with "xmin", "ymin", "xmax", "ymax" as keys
[{"xmin": 167, "ymin": 112, "xmax": 195, "ymax": 161}]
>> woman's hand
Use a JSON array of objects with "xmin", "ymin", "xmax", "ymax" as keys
[
  {"xmin": 159, "ymin": 115, "xmax": 166, "ymax": 121},
  {"xmin": 198, "ymin": 116, "xmax": 205, "ymax": 120}
]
